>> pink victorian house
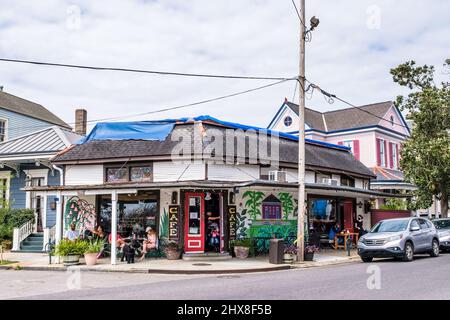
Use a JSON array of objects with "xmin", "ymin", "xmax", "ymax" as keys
[{"xmin": 267, "ymin": 99, "xmax": 415, "ymax": 209}]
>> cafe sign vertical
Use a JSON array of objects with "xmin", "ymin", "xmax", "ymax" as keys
[
  {"xmin": 168, "ymin": 205, "xmax": 180, "ymax": 241},
  {"xmin": 228, "ymin": 205, "xmax": 237, "ymax": 241}
]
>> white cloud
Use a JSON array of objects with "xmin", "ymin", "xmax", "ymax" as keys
[{"xmin": 0, "ymin": 0, "xmax": 448, "ymax": 131}]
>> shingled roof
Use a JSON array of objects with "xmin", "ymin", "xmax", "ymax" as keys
[
  {"xmin": 285, "ymin": 101, "xmax": 394, "ymax": 132},
  {"xmin": 53, "ymin": 120, "xmax": 375, "ymax": 178},
  {"xmin": 0, "ymin": 91, "xmax": 70, "ymax": 128}
]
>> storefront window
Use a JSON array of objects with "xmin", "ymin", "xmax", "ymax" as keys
[
  {"xmin": 106, "ymin": 167, "xmax": 128, "ymax": 183},
  {"xmin": 309, "ymin": 199, "xmax": 336, "ymax": 222},
  {"xmin": 98, "ymin": 192, "xmax": 159, "ymax": 238},
  {"xmin": 130, "ymin": 166, "xmax": 152, "ymax": 181}
]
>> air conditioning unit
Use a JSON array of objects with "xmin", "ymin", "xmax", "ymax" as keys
[
  {"xmin": 269, "ymin": 170, "xmax": 287, "ymax": 182},
  {"xmin": 321, "ymin": 178, "xmax": 338, "ymax": 186}
]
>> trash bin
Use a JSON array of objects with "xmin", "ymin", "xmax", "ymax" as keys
[{"xmin": 269, "ymin": 239, "xmax": 284, "ymax": 264}]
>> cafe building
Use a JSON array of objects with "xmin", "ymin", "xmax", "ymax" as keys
[{"xmin": 24, "ymin": 116, "xmax": 393, "ymax": 264}]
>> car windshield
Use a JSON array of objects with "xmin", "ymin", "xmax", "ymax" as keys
[
  {"xmin": 371, "ymin": 220, "xmax": 409, "ymax": 233},
  {"xmin": 433, "ymin": 220, "xmax": 450, "ymax": 230}
]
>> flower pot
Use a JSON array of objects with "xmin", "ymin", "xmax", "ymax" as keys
[
  {"xmin": 165, "ymin": 249, "xmax": 181, "ymax": 260},
  {"xmin": 283, "ymin": 253, "xmax": 294, "ymax": 264},
  {"xmin": 62, "ymin": 254, "xmax": 80, "ymax": 266},
  {"xmin": 234, "ymin": 246, "xmax": 249, "ymax": 259},
  {"xmin": 84, "ymin": 253, "xmax": 98, "ymax": 266},
  {"xmin": 304, "ymin": 252, "xmax": 314, "ymax": 261}
]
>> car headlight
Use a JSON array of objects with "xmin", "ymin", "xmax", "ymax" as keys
[{"xmin": 386, "ymin": 235, "xmax": 403, "ymax": 242}]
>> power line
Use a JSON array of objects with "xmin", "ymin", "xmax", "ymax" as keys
[
  {"xmin": 304, "ymin": 79, "xmax": 411, "ymax": 131},
  {"xmin": 5, "ymin": 77, "xmax": 295, "ymax": 132},
  {"xmin": 0, "ymin": 57, "xmax": 294, "ymax": 81}
]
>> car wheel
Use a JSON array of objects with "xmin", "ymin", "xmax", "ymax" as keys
[
  {"xmin": 361, "ymin": 256, "xmax": 373, "ymax": 263},
  {"xmin": 402, "ymin": 242, "xmax": 414, "ymax": 262},
  {"xmin": 430, "ymin": 239, "xmax": 440, "ymax": 257}
]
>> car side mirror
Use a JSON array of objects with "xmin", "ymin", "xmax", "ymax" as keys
[{"xmin": 410, "ymin": 226, "xmax": 420, "ymax": 232}]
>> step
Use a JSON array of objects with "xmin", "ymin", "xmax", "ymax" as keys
[
  {"xmin": 14, "ymin": 246, "xmax": 44, "ymax": 251},
  {"xmin": 12, "ymin": 249, "xmax": 45, "ymax": 253},
  {"xmin": 182, "ymin": 252, "xmax": 232, "ymax": 261},
  {"xmin": 23, "ymin": 239, "xmax": 43, "ymax": 244}
]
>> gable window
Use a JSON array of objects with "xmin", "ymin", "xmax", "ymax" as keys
[
  {"xmin": 390, "ymin": 115, "xmax": 394, "ymax": 127},
  {"xmin": 106, "ymin": 167, "xmax": 128, "ymax": 183},
  {"xmin": 0, "ymin": 119, "xmax": 7, "ymax": 142},
  {"xmin": 284, "ymin": 116, "xmax": 293, "ymax": 127}
]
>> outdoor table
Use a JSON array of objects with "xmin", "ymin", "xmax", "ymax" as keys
[{"xmin": 333, "ymin": 232, "xmax": 359, "ymax": 251}]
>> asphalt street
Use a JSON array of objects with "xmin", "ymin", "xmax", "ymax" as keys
[{"xmin": 1, "ymin": 253, "xmax": 449, "ymax": 300}]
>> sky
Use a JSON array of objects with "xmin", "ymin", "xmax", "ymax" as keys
[{"xmin": 0, "ymin": 0, "xmax": 448, "ymax": 131}]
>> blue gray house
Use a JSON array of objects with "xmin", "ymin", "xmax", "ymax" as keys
[{"xmin": 0, "ymin": 89, "xmax": 85, "ymax": 251}]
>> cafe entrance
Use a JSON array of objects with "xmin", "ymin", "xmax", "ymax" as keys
[{"xmin": 184, "ymin": 191, "xmax": 224, "ymax": 253}]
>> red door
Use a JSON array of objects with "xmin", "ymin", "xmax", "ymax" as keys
[
  {"xmin": 343, "ymin": 201, "xmax": 354, "ymax": 232},
  {"xmin": 184, "ymin": 193, "xmax": 205, "ymax": 253}
]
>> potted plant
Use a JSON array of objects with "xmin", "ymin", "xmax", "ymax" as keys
[
  {"xmin": 84, "ymin": 239, "xmax": 105, "ymax": 266},
  {"xmin": 232, "ymin": 239, "xmax": 252, "ymax": 259},
  {"xmin": 54, "ymin": 239, "xmax": 88, "ymax": 266},
  {"xmin": 304, "ymin": 245, "xmax": 319, "ymax": 261},
  {"xmin": 164, "ymin": 241, "xmax": 183, "ymax": 260},
  {"xmin": 283, "ymin": 244, "xmax": 297, "ymax": 263}
]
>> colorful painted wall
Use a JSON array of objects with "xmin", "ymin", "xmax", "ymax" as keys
[{"xmin": 235, "ymin": 187, "xmax": 299, "ymax": 253}]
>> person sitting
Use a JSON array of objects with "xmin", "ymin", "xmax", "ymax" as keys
[
  {"xmin": 64, "ymin": 223, "xmax": 79, "ymax": 241},
  {"xmin": 108, "ymin": 232, "xmax": 126, "ymax": 257},
  {"xmin": 92, "ymin": 225, "xmax": 107, "ymax": 241},
  {"xmin": 329, "ymin": 223, "xmax": 343, "ymax": 246},
  {"xmin": 139, "ymin": 227, "xmax": 157, "ymax": 261}
]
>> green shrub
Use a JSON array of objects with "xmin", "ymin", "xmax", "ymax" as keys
[
  {"xmin": 380, "ymin": 198, "xmax": 407, "ymax": 210},
  {"xmin": 0, "ymin": 208, "xmax": 35, "ymax": 241},
  {"xmin": 55, "ymin": 239, "xmax": 88, "ymax": 256}
]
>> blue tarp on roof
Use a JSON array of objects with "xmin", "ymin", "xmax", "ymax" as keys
[
  {"xmin": 77, "ymin": 115, "xmax": 350, "ymax": 151},
  {"xmin": 77, "ymin": 121, "xmax": 177, "ymax": 144}
]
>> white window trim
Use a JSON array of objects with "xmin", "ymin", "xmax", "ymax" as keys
[
  {"xmin": 0, "ymin": 117, "xmax": 8, "ymax": 142},
  {"xmin": 379, "ymin": 138, "xmax": 386, "ymax": 167},
  {"xmin": 391, "ymin": 142, "xmax": 398, "ymax": 170},
  {"xmin": 24, "ymin": 169, "xmax": 49, "ymax": 229},
  {"xmin": 0, "ymin": 171, "xmax": 11, "ymax": 207}
]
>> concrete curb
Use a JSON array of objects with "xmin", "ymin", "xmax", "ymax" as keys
[
  {"xmin": 0, "ymin": 263, "xmax": 291, "ymax": 275},
  {"xmin": 291, "ymin": 256, "xmax": 360, "ymax": 269}
]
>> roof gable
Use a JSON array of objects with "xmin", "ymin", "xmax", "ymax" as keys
[{"xmin": 0, "ymin": 91, "xmax": 70, "ymax": 128}]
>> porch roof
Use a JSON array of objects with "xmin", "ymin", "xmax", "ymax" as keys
[{"xmin": 23, "ymin": 179, "xmax": 407, "ymax": 198}]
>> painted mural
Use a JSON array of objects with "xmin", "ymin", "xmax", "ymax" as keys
[
  {"xmin": 237, "ymin": 190, "xmax": 299, "ymax": 254},
  {"xmin": 65, "ymin": 196, "xmax": 96, "ymax": 235}
]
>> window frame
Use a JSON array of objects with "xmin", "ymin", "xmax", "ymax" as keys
[
  {"xmin": 284, "ymin": 116, "xmax": 293, "ymax": 127},
  {"xmin": 104, "ymin": 163, "xmax": 154, "ymax": 183},
  {"xmin": 379, "ymin": 138, "xmax": 386, "ymax": 167},
  {"xmin": 0, "ymin": 117, "xmax": 8, "ymax": 142}
]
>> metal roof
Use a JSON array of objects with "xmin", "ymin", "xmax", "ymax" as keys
[{"xmin": 0, "ymin": 126, "xmax": 82, "ymax": 159}]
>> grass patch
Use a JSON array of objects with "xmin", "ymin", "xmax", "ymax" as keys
[{"xmin": 0, "ymin": 260, "xmax": 17, "ymax": 265}]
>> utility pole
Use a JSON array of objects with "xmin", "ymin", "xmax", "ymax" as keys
[{"xmin": 296, "ymin": 0, "xmax": 306, "ymax": 262}]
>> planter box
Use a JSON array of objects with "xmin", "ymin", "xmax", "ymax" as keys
[
  {"xmin": 165, "ymin": 249, "xmax": 182, "ymax": 260},
  {"xmin": 234, "ymin": 246, "xmax": 249, "ymax": 259},
  {"xmin": 283, "ymin": 253, "xmax": 294, "ymax": 264},
  {"xmin": 304, "ymin": 252, "xmax": 314, "ymax": 261},
  {"xmin": 62, "ymin": 255, "xmax": 80, "ymax": 266},
  {"xmin": 84, "ymin": 253, "xmax": 98, "ymax": 266}
]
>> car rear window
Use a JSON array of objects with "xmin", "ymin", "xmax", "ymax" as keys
[{"xmin": 433, "ymin": 220, "xmax": 450, "ymax": 229}]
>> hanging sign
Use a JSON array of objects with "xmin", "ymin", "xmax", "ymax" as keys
[
  {"xmin": 228, "ymin": 205, "xmax": 237, "ymax": 241},
  {"xmin": 168, "ymin": 205, "xmax": 180, "ymax": 241}
]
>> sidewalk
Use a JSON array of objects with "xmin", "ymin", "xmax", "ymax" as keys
[{"xmin": 0, "ymin": 249, "xmax": 360, "ymax": 274}]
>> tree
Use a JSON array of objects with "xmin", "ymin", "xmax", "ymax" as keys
[{"xmin": 391, "ymin": 60, "xmax": 450, "ymax": 217}]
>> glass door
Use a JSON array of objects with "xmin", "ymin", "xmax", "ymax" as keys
[{"xmin": 184, "ymin": 192, "xmax": 205, "ymax": 253}]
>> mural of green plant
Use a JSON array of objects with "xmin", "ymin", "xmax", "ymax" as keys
[
  {"xmin": 236, "ymin": 209, "xmax": 248, "ymax": 240},
  {"xmin": 65, "ymin": 197, "xmax": 96, "ymax": 234},
  {"xmin": 159, "ymin": 208, "xmax": 169, "ymax": 240},
  {"xmin": 278, "ymin": 192, "xmax": 294, "ymax": 220},
  {"xmin": 242, "ymin": 191, "xmax": 265, "ymax": 220}
]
